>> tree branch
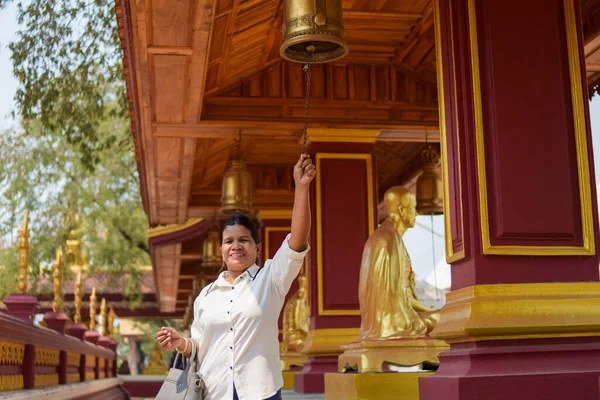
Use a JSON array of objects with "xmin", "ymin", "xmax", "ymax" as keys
[{"xmin": 117, "ymin": 226, "xmax": 150, "ymax": 255}]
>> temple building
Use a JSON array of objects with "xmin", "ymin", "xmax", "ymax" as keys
[
  {"xmin": 2, "ymin": 0, "xmax": 600, "ymax": 398},
  {"xmin": 110, "ymin": 0, "xmax": 600, "ymax": 398}
]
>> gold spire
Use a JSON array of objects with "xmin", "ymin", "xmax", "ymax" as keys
[
  {"xmin": 108, "ymin": 307, "xmax": 116, "ymax": 340},
  {"xmin": 100, "ymin": 298, "xmax": 108, "ymax": 336},
  {"xmin": 74, "ymin": 272, "xmax": 82, "ymax": 324},
  {"xmin": 52, "ymin": 249, "xmax": 64, "ymax": 313},
  {"xmin": 17, "ymin": 212, "xmax": 30, "ymax": 293},
  {"xmin": 89, "ymin": 287, "xmax": 97, "ymax": 331}
]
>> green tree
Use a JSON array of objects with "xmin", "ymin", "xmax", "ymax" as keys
[{"xmin": 0, "ymin": 0, "xmax": 150, "ymax": 307}]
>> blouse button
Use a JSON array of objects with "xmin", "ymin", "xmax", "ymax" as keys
[{"xmin": 230, "ymin": 328, "xmax": 233, "ymax": 331}]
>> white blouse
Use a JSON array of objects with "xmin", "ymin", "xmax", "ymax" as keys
[{"xmin": 190, "ymin": 234, "xmax": 309, "ymax": 400}]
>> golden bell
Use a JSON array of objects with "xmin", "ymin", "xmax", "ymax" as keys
[
  {"xmin": 202, "ymin": 229, "xmax": 222, "ymax": 268},
  {"xmin": 220, "ymin": 158, "xmax": 253, "ymax": 215},
  {"xmin": 280, "ymin": 0, "xmax": 349, "ymax": 63},
  {"xmin": 416, "ymin": 145, "xmax": 444, "ymax": 215}
]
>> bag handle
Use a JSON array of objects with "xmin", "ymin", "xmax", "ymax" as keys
[{"xmin": 171, "ymin": 337, "xmax": 196, "ymax": 371}]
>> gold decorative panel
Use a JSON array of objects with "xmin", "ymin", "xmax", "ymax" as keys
[
  {"xmin": 34, "ymin": 373, "xmax": 59, "ymax": 388},
  {"xmin": 66, "ymin": 373, "xmax": 80, "ymax": 384},
  {"xmin": 67, "ymin": 352, "xmax": 81, "ymax": 367},
  {"xmin": 0, "ymin": 375, "xmax": 24, "ymax": 391},
  {"xmin": 0, "ymin": 340, "xmax": 25, "ymax": 365},
  {"xmin": 35, "ymin": 347, "xmax": 60, "ymax": 366}
]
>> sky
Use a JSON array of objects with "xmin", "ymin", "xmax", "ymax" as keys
[{"xmin": 1, "ymin": 4, "xmax": 600, "ymax": 296}]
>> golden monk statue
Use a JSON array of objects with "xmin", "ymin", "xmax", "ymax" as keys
[
  {"xmin": 144, "ymin": 342, "xmax": 168, "ymax": 375},
  {"xmin": 358, "ymin": 186, "xmax": 439, "ymax": 340},
  {"xmin": 66, "ymin": 229, "xmax": 88, "ymax": 269},
  {"xmin": 282, "ymin": 275, "xmax": 309, "ymax": 352}
]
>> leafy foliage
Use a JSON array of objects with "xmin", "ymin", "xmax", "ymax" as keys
[
  {"xmin": 0, "ymin": 0, "xmax": 151, "ymax": 308},
  {"xmin": 9, "ymin": 0, "xmax": 126, "ymax": 170}
]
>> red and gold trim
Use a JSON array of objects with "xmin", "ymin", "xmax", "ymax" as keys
[
  {"xmin": 315, "ymin": 153, "xmax": 374, "ymax": 316},
  {"xmin": 468, "ymin": 0, "xmax": 595, "ymax": 256},
  {"xmin": 434, "ymin": 0, "xmax": 466, "ymax": 263},
  {"xmin": 431, "ymin": 282, "xmax": 600, "ymax": 343}
]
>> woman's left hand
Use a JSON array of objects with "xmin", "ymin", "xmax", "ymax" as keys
[{"xmin": 293, "ymin": 153, "xmax": 316, "ymax": 187}]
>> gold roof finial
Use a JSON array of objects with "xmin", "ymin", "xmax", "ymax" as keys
[
  {"xmin": 74, "ymin": 272, "xmax": 82, "ymax": 324},
  {"xmin": 52, "ymin": 249, "xmax": 64, "ymax": 313},
  {"xmin": 100, "ymin": 298, "xmax": 108, "ymax": 336},
  {"xmin": 89, "ymin": 287, "xmax": 97, "ymax": 331},
  {"xmin": 108, "ymin": 307, "xmax": 116, "ymax": 340},
  {"xmin": 17, "ymin": 212, "xmax": 30, "ymax": 293}
]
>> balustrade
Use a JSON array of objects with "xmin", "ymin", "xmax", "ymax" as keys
[{"xmin": 0, "ymin": 312, "xmax": 116, "ymax": 394}]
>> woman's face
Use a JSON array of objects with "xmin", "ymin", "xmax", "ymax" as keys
[{"xmin": 221, "ymin": 224, "xmax": 260, "ymax": 274}]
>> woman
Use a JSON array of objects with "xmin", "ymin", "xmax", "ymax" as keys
[{"xmin": 156, "ymin": 153, "xmax": 315, "ymax": 400}]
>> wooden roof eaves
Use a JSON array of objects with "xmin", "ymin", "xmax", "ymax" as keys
[{"xmin": 115, "ymin": 0, "xmax": 150, "ymax": 215}]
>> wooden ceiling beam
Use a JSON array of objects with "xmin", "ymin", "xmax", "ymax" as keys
[
  {"xmin": 147, "ymin": 45, "xmax": 193, "ymax": 55},
  {"xmin": 153, "ymin": 122, "xmax": 300, "ymax": 139},
  {"xmin": 343, "ymin": 10, "xmax": 422, "ymax": 20},
  {"xmin": 392, "ymin": 3, "xmax": 434, "ymax": 65}
]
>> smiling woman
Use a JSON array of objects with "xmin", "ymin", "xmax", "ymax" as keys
[
  {"xmin": 219, "ymin": 215, "xmax": 262, "ymax": 280},
  {"xmin": 156, "ymin": 153, "xmax": 315, "ymax": 400}
]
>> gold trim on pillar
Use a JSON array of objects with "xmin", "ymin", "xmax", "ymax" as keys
[
  {"xmin": 307, "ymin": 129, "xmax": 380, "ymax": 144},
  {"xmin": 431, "ymin": 282, "xmax": 600, "ymax": 343},
  {"xmin": 434, "ymin": 0, "xmax": 465, "ymax": 263},
  {"xmin": 265, "ymin": 227, "xmax": 291, "ymax": 259},
  {"xmin": 316, "ymin": 153, "xmax": 374, "ymax": 316},
  {"xmin": 468, "ymin": 0, "xmax": 595, "ymax": 256}
]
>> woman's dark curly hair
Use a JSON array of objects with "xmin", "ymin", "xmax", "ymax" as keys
[{"xmin": 219, "ymin": 214, "xmax": 261, "ymax": 245}]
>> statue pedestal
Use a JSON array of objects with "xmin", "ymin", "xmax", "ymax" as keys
[
  {"xmin": 84, "ymin": 330, "xmax": 100, "ymax": 345},
  {"xmin": 281, "ymin": 352, "xmax": 308, "ymax": 389},
  {"xmin": 43, "ymin": 312, "xmax": 69, "ymax": 334},
  {"xmin": 281, "ymin": 351, "xmax": 309, "ymax": 371},
  {"xmin": 4, "ymin": 293, "xmax": 37, "ymax": 324},
  {"xmin": 325, "ymin": 371, "xmax": 433, "ymax": 400},
  {"xmin": 68, "ymin": 323, "xmax": 88, "ymax": 340},
  {"xmin": 338, "ymin": 338, "xmax": 449, "ymax": 373}
]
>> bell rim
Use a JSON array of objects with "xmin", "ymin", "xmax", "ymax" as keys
[{"xmin": 279, "ymin": 34, "xmax": 349, "ymax": 64}]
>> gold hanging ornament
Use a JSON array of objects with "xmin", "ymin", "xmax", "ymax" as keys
[
  {"xmin": 221, "ymin": 133, "xmax": 253, "ymax": 215},
  {"xmin": 280, "ymin": 0, "xmax": 349, "ymax": 64},
  {"xmin": 202, "ymin": 228, "xmax": 222, "ymax": 269},
  {"xmin": 416, "ymin": 142, "xmax": 443, "ymax": 301},
  {"xmin": 416, "ymin": 145, "xmax": 443, "ymax": 216},
  {"xmin": 280, "ymin": 1, "xmax": 347, "ymax": 158}
]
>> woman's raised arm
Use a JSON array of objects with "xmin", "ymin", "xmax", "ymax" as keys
[{"xmin": 289, "ymin": 153, "xmax": 315, "ymax": 252}]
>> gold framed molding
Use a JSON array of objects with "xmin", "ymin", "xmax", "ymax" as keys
[
  {"xmin": 431, "ymin": 282, "xmax": 600, "ymax": 343},
  {"xmin": 468, "ymin": 0, "xmax": 595, "ymax": 256},
  {"xmin": 307, "ymin": 128, "xmax": 380, "ymax": 144},
  {"xmin": 434, "ymin": 0, "xmax": 465, "ymax": 263},
  {"xmin": 316, "ymin": 153, "xmax": 374, "ymax": 316},
  {"xmin": 264, "ymin": 226, "xmax": 291, "ymax": 260}
]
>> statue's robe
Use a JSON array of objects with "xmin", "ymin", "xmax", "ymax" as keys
[
  {"xmin": 282, "ymin": 288, "xmax": 309, "ymax": 352},
  {"xmin": 358, "ymin": 219, "xmax": 430, "ymax": 340}
]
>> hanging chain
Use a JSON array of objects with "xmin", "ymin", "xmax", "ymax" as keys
[
  {"xmin": 430, "ymin": 215, "xmax": 440, "ymax": 301},
  {"xmin": 302, "ymin": 48, "xmax": 314, "ymax": 155}
]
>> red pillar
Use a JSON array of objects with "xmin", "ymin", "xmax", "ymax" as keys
[
  {"xmin": 420, "ymin": 1, "xmax": 600, "ymax": 399},
  {"xmin": 294, "ymin": 130, "xmax": 378, "ymax": 393}
]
